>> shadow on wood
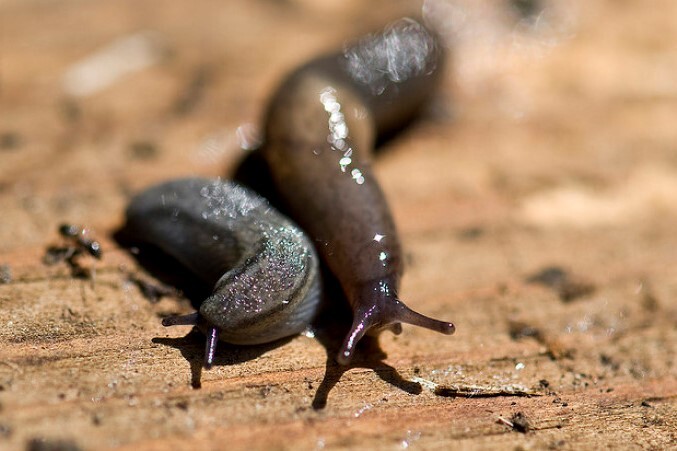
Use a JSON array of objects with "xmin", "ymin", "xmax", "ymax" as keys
[{"xmin": 152, "ymin": 330, "xmax": 294, "ymax": 389}]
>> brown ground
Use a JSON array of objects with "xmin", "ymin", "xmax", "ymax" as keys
[{"xmin": 1, "ymin": 0, "xmax": 675, "ymax": 450}]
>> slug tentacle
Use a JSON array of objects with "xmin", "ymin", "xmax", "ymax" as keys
[
  {"xmin": 389, "ymin": 301, "xmax": 456, "ymax": 335},
  {"xmin": 337, "ymin": 279, "xmax": 455, "ymax": 365},
  {"xmin": 161, "ymin": 313, "xmax": 199, "ymax": 327},
  {"xmin": 262, "ymin": 18, "xmax": 455, "ymax": 364},
  {"xmin": 125, "ymin": 177, "xmax": 321, "ymax": 368},
  {"xmin": 205, "ymin": 327, "xmax": 219, "ymax": 369}
]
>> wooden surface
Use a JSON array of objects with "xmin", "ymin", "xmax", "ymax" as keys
[{"xmin": 1, "ymin": 0, "xmax": 675, "ymax": 449}]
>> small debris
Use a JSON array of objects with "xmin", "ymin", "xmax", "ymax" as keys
[
  {"xmin": 58, "ymin": 224, "xmax": 102, "ymax": 259},
  {"xmin": 43, "ymin": 224, "xmax": 102, "ymax": 279},
  {"xmin": 91, "ymin": 412, "xmax": 103, "ymax": 426},
  {"xmin": 258, "ymin": 386, "xmax": 272, "ymax": 398},
  {"xmin": 0, "ymin": 264, "xmax": 12, "ymax": 284},
  {"xmin": 496, "ymin": 416, "xmax": 514, "ymax": 429},
  {"xmin": 511, "ymin": 411, "xmax": 531, "ymax": 433},
  {"xmin": 174, "ymin": 399, "xmax": 189, "ymax": 411},
  {"xmin": 497, "ymin": 412, "xmax": 531, "ymax": 433},
  {"xmin": 432, "ymin": 383, "xmax": 542, "ymax": 398}
]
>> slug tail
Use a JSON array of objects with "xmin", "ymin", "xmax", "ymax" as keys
[
  {"xmin": 204, "ymin": 326, "xmax": 219, "ymax": 369},
  {"xmin": 162, "ymin": 312, "xmax": 199, "ymax": 327}
]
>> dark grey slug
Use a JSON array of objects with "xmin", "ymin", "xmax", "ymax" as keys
[
  {"xmin": 262, "ymin": 18, "xmax": 455, "ymax": 365},
  {"xmin": 125, "ymin": 178, "xmax": 321, "ymax": 368}
]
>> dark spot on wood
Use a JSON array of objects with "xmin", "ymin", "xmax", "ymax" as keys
[
  {"xmin": 458, "ymin": 226, "xmax": 484, "ymax": 240},
  {"xmin": 0, "ymin": 265, "xmax": 12, "ymax": 284},
  {"xmin": 91, "ymin": 412, "xmax": 103, "ymax": 426},
  {"xmin": 26, "ymin": 438, "xmax": 82, "ymax": 451},
  {"xmin": 0, "ymin": 423, "xmax": 12, "ymax": 438},
  {"xmin": 509, "ymin": 320, "xmax": 543, "ymax": 340},
  {"xmin": 0, "ymin": 132, "xmax": 22, "ymax": 151},
  {"xmin": 639, "ymin": 281, "xmax": 660, "ymax": 312},
  {"xmin": 129, "ymin": 141, "xmax": 159, "ymax": 160},
  {"xmin": 526, "ymin": 266, "xmax": 596, "ymax": 302},
  {"xmin": 599, "ymin": 353, "xmax": 619, "ymax": 370},
  {"xmin": 510, "ymin": 0, "xmax": 543, "ymax": 21},
  {"xmin": 173, "ymin": 66, "xmax": 211, "ymax": 116},
  {"xmin": 174, "ymin": 399, "xmax": 189, "ymax": 410},
  {"xmin": 59, "ymin": 98, "xmax": 81, "ymax": 122}
]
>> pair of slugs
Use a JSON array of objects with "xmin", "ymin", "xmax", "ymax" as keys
[{"xmin": 125, "ymin": 18, "xmax": 455, "ymax": 369}]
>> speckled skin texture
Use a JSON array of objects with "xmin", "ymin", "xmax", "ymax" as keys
[
  {"xmin": 261, "ymin": 19, "xmax": 454, "ymax": 363},
  {"xmin": 125, "ymin": 178, "xmax": 320, "ymax": 345}
]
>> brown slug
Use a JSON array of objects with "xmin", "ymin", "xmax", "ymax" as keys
[
  {"xmin": 125, "ymin": 178, "xmax": 321, "ymax": 368},
  {"xmin": 261, "ymin": 18, "xmax": 455, "ymax": 365}
]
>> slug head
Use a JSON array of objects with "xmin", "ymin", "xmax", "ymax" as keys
[
  {"xmin": 160, "ymin": 249, "xmax": 321, "ymax": 370},
  {"xmin": 337, "ymin": 276, "xmax": 455, "ymax": 365}
]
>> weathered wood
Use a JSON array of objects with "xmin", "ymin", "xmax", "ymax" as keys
[{"xmin": 1, "ymin": 0, "xmax": 675, "ymax": 449}]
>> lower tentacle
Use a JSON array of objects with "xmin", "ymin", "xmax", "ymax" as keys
[{"xmin": 204, "ymin": 327, "xmax": 219, "ymax": 369}]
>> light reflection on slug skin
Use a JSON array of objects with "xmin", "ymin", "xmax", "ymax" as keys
[{"xmin": 261, "ymin": 18, "xmax": 455, "ymax": 364}]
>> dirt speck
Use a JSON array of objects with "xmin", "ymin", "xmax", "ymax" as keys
[{"xmin": 526, "ymin": 266, "xmax": 596, "ymax": 302}]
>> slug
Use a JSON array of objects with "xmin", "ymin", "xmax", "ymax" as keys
[
  {"xmin": 261, "ymin": 18, "xmax": 455, "ymax": 365},
  {"xmin": 125, "ymin": 177, "xmax": 321, "ymax": 368}
]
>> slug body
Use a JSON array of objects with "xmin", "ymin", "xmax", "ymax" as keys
[
  {"xmin": 125, "ymin": 177, "xmax": 321, "ymax": 368},
  {"xmin": 261, "ymin": 19, "xmax": 455, "ymax": 364}
]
